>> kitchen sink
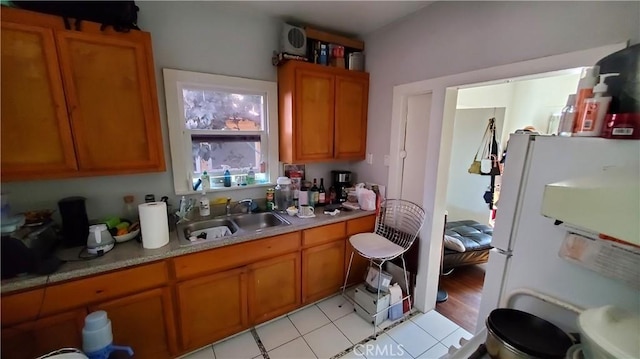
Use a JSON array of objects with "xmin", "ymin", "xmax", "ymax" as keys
[
  {"xmin": 231, "ymin": 212, "xmax": 290, "ymax": 232},
  {"xmin": 176, "ymin": 212, "xmax": 290, "ymax": 246}
]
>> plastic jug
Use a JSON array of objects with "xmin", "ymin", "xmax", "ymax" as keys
[
  {"xmin": 82, "ymin": 311, "xmax": 133, "ymax": 359},
  {"xmin": 275, "ymin": 177, "xmax": 292, "ymax": 212}
]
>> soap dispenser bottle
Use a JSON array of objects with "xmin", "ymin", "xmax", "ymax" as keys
[
  {"xmin": 199, "ymin": 190, "xmax": 210, "ymax": 217},
  {"xmin": 574, "ymin": 73, "xmax": 619, "ymax": 137},
  {"xmin": 223, "ymin": 166, "xmax": 232, "ymax": 187}
]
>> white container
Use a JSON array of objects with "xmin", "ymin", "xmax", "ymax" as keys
[
  {"xmin": 275, "ymin": 177, "xmax": 292, "ymax": 212},
  {"xmin": 198, "ymin": 192, "xmax": 210, "ymax": 217},
  {"xmin": 578, "ymin": 305, "xmax": 640, "ymax": 359},
  {"xmin": 82, "ymin": 311, "xmax": 113, "ymax": 353}
]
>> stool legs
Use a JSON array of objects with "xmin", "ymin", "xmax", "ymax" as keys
[
  {"xmin": 339, "ymin": 251, "xmax": 355, "ymax": 307},
  {"xmin": 401, "ymin": 254, "xmax": 411, "ymax": 310}
]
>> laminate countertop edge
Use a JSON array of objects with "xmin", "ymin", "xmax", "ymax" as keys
[{"xmin": 1, "ymin": 210, "xmax": 375, "ymax": 294}]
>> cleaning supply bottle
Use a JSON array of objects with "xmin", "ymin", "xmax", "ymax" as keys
[
  {"xmin": 198, "ymin": 190, "xmax": 210, "ymax": 217},
  {"xmin": 200, "ymin": 171, "xmax": 210, "ymax": 191},
  {"xmin": 247, "ymin": 167, "xmax": 255, "ymax": 185},
  {"xmin": 574, "ymin": 73, "xmax": 619, "ymax": 137},
  {"xmin": 223, "ymin": 166, "xmax": 232, "ymax": 187},
  {"xmin": 573, "ymin": 66, "xmax": 600, "ymax": 131},
  {"xmin": 82, "ymin": 311, "xmax": 134, "ymax": 359},
  {"xmin": 558, "ymin": 94, "xmax": 578, "ymax": 137}
]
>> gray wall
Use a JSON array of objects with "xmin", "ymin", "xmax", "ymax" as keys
[
  {"xmin": 3, "ymin": 2, "xmax": 345, "ymax": 220},
  {"xmin": 354, "ymin": 1, "xmax": 640, "ymax": 186}
]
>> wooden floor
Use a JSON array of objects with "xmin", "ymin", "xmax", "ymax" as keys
[{"xmin": 435, "ymin": 264, "xmax": 486, "ymax": 333}]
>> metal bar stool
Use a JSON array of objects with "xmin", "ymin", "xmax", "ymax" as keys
[{"xmin": 341, "ymin": 199, "xmax": 426, "ymax": 337}]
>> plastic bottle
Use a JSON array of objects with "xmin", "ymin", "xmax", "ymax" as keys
[
  {"xmin": 247, "ymin": 167, "xmax": 255, "ymax": 185},
  {"xmin": 558, "ymin": 94, "xmax": 578, "ymax": 137},
  {"xmin": 200, "ymin": 171, "xmax": 210, "ymax": 191},
  {"xmin": 574, "ymin": 73, "xmax": 619, "ymax": 137},
  {"xmin": 298, "ymin": 182, "xmax": 309, "ymax": 206},
  {"xmin": 573, "ymin": 66, "xmax": 600, "ymax": 131},
  {"xmin": 198, "ymin": 191, "xmax": 210, "ymax": 217},
  {"xmin": 223, "ymin": 167, "xmax": 232, "ymax": 187}
]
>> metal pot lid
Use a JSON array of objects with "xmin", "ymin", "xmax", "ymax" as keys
[
  {"xmin": 578, "ymin": 305, "xmax": 640, "ymax": 358},
  {"xmin": 487, "ymin": 308, "xmax": 573, "ymax": 358}
]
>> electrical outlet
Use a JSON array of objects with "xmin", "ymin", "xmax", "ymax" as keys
[
  {"xmin": 366, "ymin": 153, "xmax": 373, "ymax": 165},
  {"xmin": 384, "ymin": 155, "xmax": 390, "ymax": 166}
]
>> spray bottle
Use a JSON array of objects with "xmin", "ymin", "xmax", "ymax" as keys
[{"xmin": 574, "ymin": 73, "xmax": 619, "ymax": 137}]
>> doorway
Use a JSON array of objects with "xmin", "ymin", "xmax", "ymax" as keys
[{"xmin": 385, "ymin": 43, "xmax": 627, "ymax": 322}]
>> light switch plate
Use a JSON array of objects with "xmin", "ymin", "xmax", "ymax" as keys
[{"xmin": 366, "ymin": 153, "xmax": 373, "ymax": 165}]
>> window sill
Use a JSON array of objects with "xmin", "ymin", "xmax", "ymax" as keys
[{"xmin": 176, "ymin": 182, "xmax": 274, "ymax": 196}]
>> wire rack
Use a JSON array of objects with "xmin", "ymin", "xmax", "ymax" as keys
[{"xmin": 374, "ymin": 199, "xmax": 426, "ymax": 252}]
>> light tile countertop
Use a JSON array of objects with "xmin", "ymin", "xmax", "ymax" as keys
[{"xmin": 1, "ymin": 209, "xmax": 375, "ymax": 294}]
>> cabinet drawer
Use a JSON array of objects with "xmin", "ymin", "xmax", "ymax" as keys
[
  {"xmin": 1, "ymin": 289, "xmax": 45, "ymax": 327},
  {"xmin": 302, "ymin": 222, "xmax": 346, "ymax": 248},
  {"xmin": 346, "ymin": 215, "xmax": 376, "ymax": 236},
  {"xmin": 40, "ymin": 261, "xmax": 168, "ymax": 315},
  {"xmin": 173, "ymin": 232, "xmax": 301, "ymax": 280}
]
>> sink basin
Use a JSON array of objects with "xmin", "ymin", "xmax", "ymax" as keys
[
  {"xmin": 231, "ymin": 212, "xmax": 290, "ymax": 232},
  {"xmin": 177, "ymin": 218, "xmax": 238, "ymax": 245},
  {"xmin": 176, "ymin": 212, "xmax": 290, "ymax": 246}
]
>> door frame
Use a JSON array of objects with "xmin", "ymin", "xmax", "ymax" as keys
[{"xmin": 387, "ymin": 42, "xmax": 627, "ymax": 315}]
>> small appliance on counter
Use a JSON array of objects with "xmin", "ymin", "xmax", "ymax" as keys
[
  {"xmin": 331, "ymin": 170, "xmax": 353, "ymax": 203},
  {"xmin": 86, "ymin": 224, "xmax": 115, "ymax": 255},
  {"xmin": 1, "ymin": 222, "xmax": 62, "ymax": 279}
]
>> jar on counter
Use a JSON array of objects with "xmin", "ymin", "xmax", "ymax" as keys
[
  {"xmin": 275, "ymin": 177, "xmax": 292, "ymax": 212},
  {"xmin": 266, "ymin": 188, "xmax": 275, "ymax": 211}
]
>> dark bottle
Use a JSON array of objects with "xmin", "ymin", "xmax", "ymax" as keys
[
  {"xmin": 328, "ymin": 186, "xmax": 336, "ymax": 205},
  {"xmin": 223, "ymin": 169, "xmax": 232, "ymax": 187},
  {"xmin": 310, "ymin": 178, "xmax": 319, "ymax": 207},
  {"xmin": 318, "ymin": 178, "xmax": 326, "ymax": 205}
]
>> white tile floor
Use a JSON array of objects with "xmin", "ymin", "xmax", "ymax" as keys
[{"xmin": 180, "ymin": 294, "xmax": 471, "ymax": 359}]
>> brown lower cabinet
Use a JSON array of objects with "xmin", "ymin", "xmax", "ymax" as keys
[
  {"xmin": 1, "ymin": 215, "xmax": 376, "ymax": 358},
  {"xmin": 248, "ymin": 252, "xmax": 301, "ymax": 323},
  {"xmin": 91, "ymin": 287, "xmax": 177, "ymax": 358},
  {"xmin": 1, "ymin": 309, "xmax": 86, "ymax": 359},
  {"xmin": 302, "ymin": 240, "xmax": 345, "ymax": 304},
  {"xmin": 176, "ymin": 268, "xmax": 248, "ymax": 351}
]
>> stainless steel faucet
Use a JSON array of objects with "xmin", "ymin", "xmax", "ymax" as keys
[
  {"xmin": 226, "ymin": 197, "xmax": 232, "ymax": 216},
  {"xmin": 238, "ymin": 198, "xmax": 253, "ymax": 214}
]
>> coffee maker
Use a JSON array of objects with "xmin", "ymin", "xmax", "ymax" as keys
[{"xmin": 331, "ymin": 170, "xmax": 352, "ymax": 203}]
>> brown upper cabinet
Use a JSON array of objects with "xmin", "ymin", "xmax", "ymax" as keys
[
  {"xmin": 278, "ymin": 61, "xmax": 369, "ymax": 163},
  {"xmin": 0, "ymin": 8, "xmax": 164, "ymax": 182}
]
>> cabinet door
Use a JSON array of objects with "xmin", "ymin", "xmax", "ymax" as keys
[
  {"xmin": 55, "ymin": 30, "xmax": 164, "ymax": 174},
  {"xmin": 334, "ymin": 75, "xmax": 369, "ymax": 160},
  {"xmin": 248, "ymin": 252, "xmax": 300, "ymax": 324},
  {"xmin": 1, "ymin": 309, "xmax": 85, "ymax": 359},
  {"xmin": 0, "ymin": 22, "xmax": 77, "ymax": 181},
  {"xmin": 294, "ymin": 70, "xmax": 335, "ymax": 161},
  {"xmin": 91, "ymin": 287, "xmax": 177, "ymax": 358},
  {"xmin": 176, "ymin": 268, "xmax": 248, "ymax": 352},
  {"xmin": 302, "ymin": 240, "xmax": 345, "ymax": 304}
]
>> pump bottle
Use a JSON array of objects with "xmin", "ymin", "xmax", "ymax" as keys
[
  {"xmin": 573, "ymin": 66, "xmax": 599, "ymax": 131},
  {"xmin": 574, "ymin": 73, "xmax": 619, "ymax": 137}
]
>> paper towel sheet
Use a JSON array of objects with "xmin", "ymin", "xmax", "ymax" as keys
[{"xmin": 139, "ymin": 202, "xmax": 169, "ymax": 249}]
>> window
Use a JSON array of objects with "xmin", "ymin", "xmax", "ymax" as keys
[{"xmin": 163, "ymin": 69, "xmax": 278, "ymax": 194}]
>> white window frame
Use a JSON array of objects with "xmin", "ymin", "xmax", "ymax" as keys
[{"xmin": 163, "ymin": 68, "xmax": 279, "ymax": 195}]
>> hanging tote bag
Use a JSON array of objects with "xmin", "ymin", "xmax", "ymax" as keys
[{"xmin": 468, "ymin": 121, "xmax": 492, "ymax": 174}]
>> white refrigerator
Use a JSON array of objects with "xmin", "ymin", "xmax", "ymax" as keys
[{"xmin": 473, "ymin": 134, "xmax": 640, "ymax": 335}]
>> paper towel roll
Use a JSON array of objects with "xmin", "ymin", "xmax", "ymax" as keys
[{"xmin": 139, "ymin": 202, "xmax": 169, "ymax": 249}]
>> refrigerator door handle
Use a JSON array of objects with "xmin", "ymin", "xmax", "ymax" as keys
[{"xmin": 492, "ymin": 247, "xmax": 513, "ymax": 257}]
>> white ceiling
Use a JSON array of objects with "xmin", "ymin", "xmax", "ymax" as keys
[{"xmin": 239, "ymin": 1, "xmax": 433, "ymax": 37}]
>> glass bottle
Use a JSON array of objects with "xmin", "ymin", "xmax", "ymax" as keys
[
  {"xmin": 309, "ymin": 179, "xmax": 319, "ymax": 207},
  {"xmin": 123, "ymin": 195, "xmax": 137, "ymax": 221},
  {"xmin": 558, "ymin": 94, "xmax": 577, "ymax": 137},
  {"xmin": 318, "ymin": 178, "xmax": 326, "ymax": 205}
]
